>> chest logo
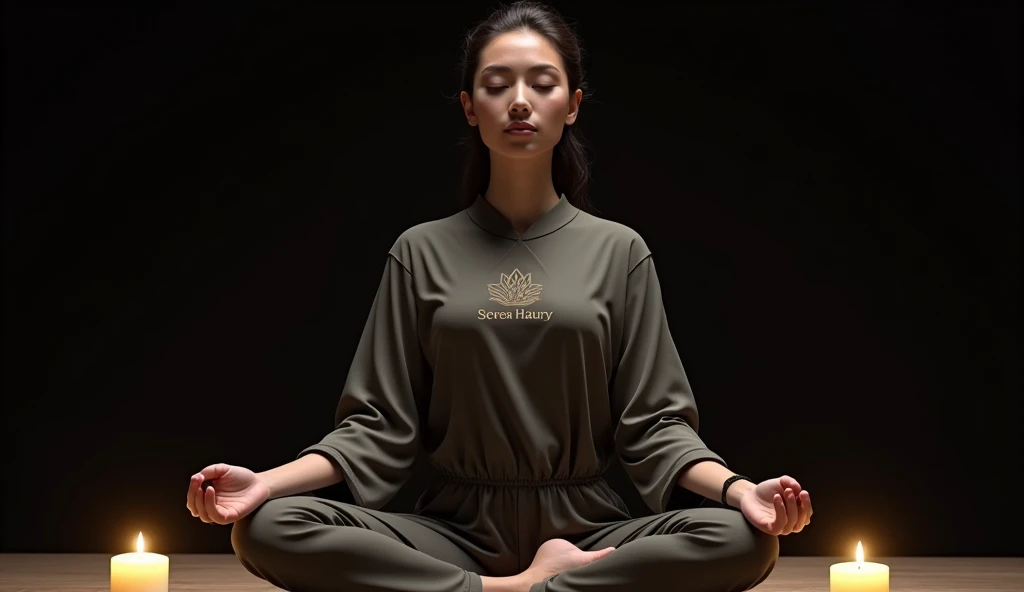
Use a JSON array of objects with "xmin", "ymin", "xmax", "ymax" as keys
[
  {"xmin": 487, "ymin": 268, "xmax": 542, "ymax": 306},
  {"xmin": 478, "ymin": 268, "xmax": 553, "ymax": 321}
]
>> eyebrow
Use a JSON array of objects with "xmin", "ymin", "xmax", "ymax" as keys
[{"xmin": 479, "ymin": 63, "xmax": 561, "ymax": 75}]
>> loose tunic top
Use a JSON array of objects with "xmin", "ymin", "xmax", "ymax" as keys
[{"xmin": 297, "ymin": 193, "xmax": 728, "ymax": 568}]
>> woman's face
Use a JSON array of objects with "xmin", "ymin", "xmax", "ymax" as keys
[{"xmin": 461, "ymin": 29, "xmax": 582, "ymax": 159}]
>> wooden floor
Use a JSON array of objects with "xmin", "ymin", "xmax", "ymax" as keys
[{"xmin": 0, "ymin": 554, "xmax": 1021, "ymax": 591}]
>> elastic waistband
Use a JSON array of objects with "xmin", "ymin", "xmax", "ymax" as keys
[{"xmin": 428, "ymin": 458, "xmax": 606, "ymax": 487}]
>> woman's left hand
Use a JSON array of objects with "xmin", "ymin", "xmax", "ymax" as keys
[{"xmin": 740, "ymin": 475, "xmax": 813, "ymax": 536}]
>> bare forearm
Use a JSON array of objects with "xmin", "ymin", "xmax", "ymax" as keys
[
  {"xmin": 257, "ymin": 452, "xmax": 345, "ymax": 500},
  {"xmin": 677, "ymin": 460, "xmax": 754, "ymax": 508}
]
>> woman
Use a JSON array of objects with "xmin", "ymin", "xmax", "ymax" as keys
[{"xmin": 186, "ymin": 2, "xmax": 812, "ymax": 591}]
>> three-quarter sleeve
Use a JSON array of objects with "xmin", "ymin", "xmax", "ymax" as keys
[
  {"xmin": 610, "ymin": 245, "xmax": 727, "ymax": 515},
  {"xmin": 296, "ymin": 251, "xmax": 428, "ymax": 510}
]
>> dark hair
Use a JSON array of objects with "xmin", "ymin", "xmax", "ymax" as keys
[{"xmin": 456, "ymin": 1, "xmax": 594, "ymax": 212}]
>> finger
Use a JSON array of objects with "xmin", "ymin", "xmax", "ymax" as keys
[
  {"xmin": 795, "ymin": 490, "xmax": 811, "ymax": 532},
  {"xmin": 772, "ymin": 493, "xmax": 787, "ymax": 535},
  {"xmin": 196, "ymin": 481, "xmax": 211, "ymax": 523},
  {"xmin": 206, "ymin": 486, "xmax": 226, "ymax": 524},
  {"xmin": 780, "ymin": 475, "xmax": 802, "ymax": 494},
  {"xmin": 186, "ymin": 474, "xmax": 195, "ymax": 515},
  {"xmin": 187, "ymin": 474, "xmax": 202, "ymax": 516},
  {"xmin": 783, "ymin": 488, "xmax": 799, "ymax": 534}
]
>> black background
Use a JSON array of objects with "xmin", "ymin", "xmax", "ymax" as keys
[{"xmin": 2, "ymin": 2, "xmax": 1019, "ymax": 558}]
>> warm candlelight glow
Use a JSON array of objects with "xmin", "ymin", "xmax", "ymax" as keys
[
  {"xmin": 110, "ymin": 531, "xmax": 168, "ymax": 591},
  {"xmin": 830, "ymin": 540, "xmax": 888, "ymax": 591}
]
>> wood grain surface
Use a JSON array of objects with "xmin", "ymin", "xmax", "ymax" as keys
[{"xmin": 0, "ymin": 554, "xmax": 1021, "ymax": 591}]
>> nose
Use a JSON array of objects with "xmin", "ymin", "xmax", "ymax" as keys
[{"xmin": 509, "ymin": 83, "xmax": 531, "ymax": 115}]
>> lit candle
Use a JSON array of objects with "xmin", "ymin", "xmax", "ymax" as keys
[
  {"xmin": 110, "ymin": 532, "xmax": 169, "ymax": 592},
  {"xmin": 830, "ymin": 541, "xmax": 889, "ymax": 592}
]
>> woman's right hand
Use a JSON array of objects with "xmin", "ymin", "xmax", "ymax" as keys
[{"xmin": 186, "ymin": 463, "xmax": 270, "ymax": 525}]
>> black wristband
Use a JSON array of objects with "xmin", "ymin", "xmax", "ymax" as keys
[{"xmin": 721, "ymin": 474, "xmax": 753, "ymax": 507}]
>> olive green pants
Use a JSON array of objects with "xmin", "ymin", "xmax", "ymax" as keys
[{"xmin": 231, "ymin": 495, "xmax": 778, "ymax": 592}]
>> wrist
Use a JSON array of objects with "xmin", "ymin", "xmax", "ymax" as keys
[
  {"xmin": 725, "ymin": 478, "xmax": 755, "ymax": 509},
  {"xmin": 255, "ymin": 472, "xmax": 276, "ymax": 500}
]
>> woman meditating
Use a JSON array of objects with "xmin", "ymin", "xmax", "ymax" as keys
[{"xmin": 185, "ymin": 2, "xmax": 813, "ymax": 590}]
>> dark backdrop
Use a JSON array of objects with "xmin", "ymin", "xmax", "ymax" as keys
[{"xmin": 2, "ymin": 2, "xmax": 1019, "ymax": 557}]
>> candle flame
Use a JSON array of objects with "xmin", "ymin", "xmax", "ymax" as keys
[
  {"xmin": 136, "ymin": 532, "xmax": 144, "ymax": 553},
  {"xmin": 855, "ymin": 540, "xmax": 864, "ymax": 563}
]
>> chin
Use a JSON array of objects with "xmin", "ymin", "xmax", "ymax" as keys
[{"xmin": 486, "ymin": 135, "xmax": 554, "ymax": 158}]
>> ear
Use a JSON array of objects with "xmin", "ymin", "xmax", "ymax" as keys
[
  {"xmin": 460, "ymin": 90, "xmax": 478, "ymax": 127},
  {"xmin": 565, "ymin": 88, "xmax": 583, "ymax": 125}
]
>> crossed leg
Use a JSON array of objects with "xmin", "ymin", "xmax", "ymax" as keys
[{"xmin": 529, "ymin": 507, "xmax": 779, "ymax": 592}]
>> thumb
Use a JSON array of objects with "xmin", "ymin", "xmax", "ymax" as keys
[
  {"xmin": 199, "ymin": 463, "xmax": 230, "ymax": 482},
  {"xmin": 591, "ymin": 546, "xmax": 616, "ymax": 558},
  {"xmin": 760, "ymin": 479, "xmax": 784, "ymax": 497}
]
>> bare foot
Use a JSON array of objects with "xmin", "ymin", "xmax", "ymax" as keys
[{"xmin": 522, "ymin": 538, "xmax": 616, "ymax": 586}]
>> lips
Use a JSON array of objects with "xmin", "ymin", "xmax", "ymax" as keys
[{"xmin": 505, "ymin": 122, "xmax": 537, "ymax": 131}]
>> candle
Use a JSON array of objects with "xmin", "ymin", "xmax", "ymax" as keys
[
  {"xmin": 110, "ymin": 532, "xmax": 168, "ymax": 592},
  {"xmin": 830, "ymin": 541, "xmax": 889, "ymax": 592}
]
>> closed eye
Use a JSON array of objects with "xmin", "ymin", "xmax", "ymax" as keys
[{"xmin": 485, "ymin": 85, "xmax": 557, "ymax": 94}]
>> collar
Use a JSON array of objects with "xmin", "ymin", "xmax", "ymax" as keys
[{"xmin": 466, "ymin": 193, "xmax": 580, "ymax": 241}]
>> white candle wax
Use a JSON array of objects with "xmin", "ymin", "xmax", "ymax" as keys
[
  {"xmin": 830, "ymin": 541, "xmax": 889, "ymax": 592},
  {"xmin": 110, "ymin": 532, "xmax": 168, "ymax": 592}
]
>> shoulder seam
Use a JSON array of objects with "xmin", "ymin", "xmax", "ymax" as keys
[
  {"xmin": 627, "ymin": 252, "xmax": 652, "ymax": 276},
  {"xmin": 387, "ymin": 252, "xmax": 413, "ymax": 276}
]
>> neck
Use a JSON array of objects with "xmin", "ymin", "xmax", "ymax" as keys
[{"xmin": 484, "ymin": 151, "xmax": 560, "ymax": 236}]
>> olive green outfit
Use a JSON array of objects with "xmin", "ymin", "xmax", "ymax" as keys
[{"xmin": 231, "ymin": 195, "xmax": 779, "ymax": 591}]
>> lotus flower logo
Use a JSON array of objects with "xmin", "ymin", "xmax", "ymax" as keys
[{"xmin": 487, "ymin": 268, "xmax": 543, "ymax": 306}]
